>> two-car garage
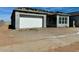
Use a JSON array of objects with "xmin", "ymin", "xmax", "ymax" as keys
[{"xmin": 13, "ymin": 12, "xmax": 46, "ymax": 29}]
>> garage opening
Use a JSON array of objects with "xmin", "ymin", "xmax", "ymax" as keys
[{"xmin": 19, "ymin": 14, "xmax": 44, "ymax": 28}]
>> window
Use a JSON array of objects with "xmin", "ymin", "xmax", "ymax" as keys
[
  {"xmin": 59, "ymin": 17, "xmax": 62, "ymax": 24},
  {"xmin": 65, "ymin": 17, "xmax": 67, "ymax": 20},
  {"xmin": 59, "ymin": 16, "xmax": 68, "ymax": 24},
  {"xmin": 65, "ymin": 17, "xmax": 67, "ymax": 24},
  {"xmin": 62, "ymin": 17, "xmax": 64, "ymax": 24}
]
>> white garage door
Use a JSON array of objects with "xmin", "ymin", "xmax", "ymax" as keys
[{"xmin": 19, "ymin": 16, "xmax": 43, "ymax": 28}]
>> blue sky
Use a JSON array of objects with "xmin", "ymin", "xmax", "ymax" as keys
[
  {"xmin": 0, "ymin": 7, "xmax": 14, "ymax": 21},
  {"xmin": 34, "ymin": 7, "xmax": 79, "ymax": 12},
  {"xmin": 0, "ymin": 7, "xmax": 79, "ymax": 21}
]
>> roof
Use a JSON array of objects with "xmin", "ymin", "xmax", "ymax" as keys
[
  {"xmin": 69, "ymin": 11, "xmax": 79, "ymax": 16},
  {"xmin": 13, "ymin": 7, "xmax": 55, "ymax": 15},
  {"xmin": 53, "ymin": 13, "xmax": 70, "ymax": 16},
  {"xmin": 13, "ymin": 7, "xmax": 70, "ymax": 16}
]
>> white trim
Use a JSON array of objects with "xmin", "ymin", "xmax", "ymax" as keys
[
  {"xmin": 57, "ymin": 15, "xmax": 69, "ymax": 27},
  {"xmin": 57, "ymin": 15, "xmax": 59, "ymax": 27}
]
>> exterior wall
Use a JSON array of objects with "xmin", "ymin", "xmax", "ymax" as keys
[
  {"xmin": 46, "ymin": 15, "xmax": 56, "ymax": 27},
  {"xmin": 69, "ymin": 16, "xmax": 74, "ymax": 27},
  {"xmin": 11, "ymin": 11, "xmax": 15, "ymax": 29},
  {"xmin": 70, "ymin": 16, "xmax": 79, "ymax": 27},
  {"xmin": 15, "ymin": 12, "xmax": 47, "ymax": 29},
  {"xmin": 67, "ymin": 16, "xmax": 69, "ymax": 27},
  {"xmin": 57, "ymin": 15, "xmax": 69, "ymax": 27},
  {"xmin": 15, "ymin": 12, "xmax": 20, "ymax": 29},
  {"xmin": 57, "ymin": 15, "xmax": 59, "ymax": 27},
  {"xmin": 72, "ymin": 16, "xmax": 79, "ymax": 27}
]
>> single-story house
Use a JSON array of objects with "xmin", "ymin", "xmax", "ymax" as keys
[{"xmin": 11, "ymin": 7, "xmax": 70, "ymax": 29}]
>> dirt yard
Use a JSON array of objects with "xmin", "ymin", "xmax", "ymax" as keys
[{"xmin": 0, "ymin": 24, "xmax": 79, "ymax": 52}]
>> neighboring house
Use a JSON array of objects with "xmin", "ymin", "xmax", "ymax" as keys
[{"xmin": 11, "ymin": 7, "xmax": 70, "ymax": 29}]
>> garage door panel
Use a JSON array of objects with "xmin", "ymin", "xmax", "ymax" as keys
[{"xmin": 19, "ymin": 17, "xmax": 42, "ymax": 28}]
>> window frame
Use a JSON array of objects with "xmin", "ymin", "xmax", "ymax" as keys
[
  {"xmin": 64, "ymin": 17, "xmax": 67, "ymax": 24},
  {"xmin": 59, "ymin": 16, "xmax": 68, "ymax": 24},
  {"xmin": 62, "ymin": 17, "xmax": 64, "ymax": 24},
  {"xmin": 59, "ymin": 17, "xmax": 62, "ymax": 24}
]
